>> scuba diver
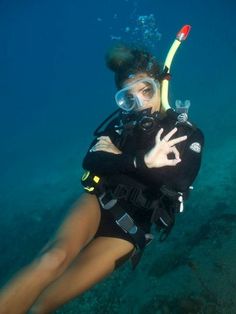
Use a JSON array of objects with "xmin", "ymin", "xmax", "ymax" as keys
[{"xmin": 0, "ymin": 25, "xmax": 204, "ymax": 313}]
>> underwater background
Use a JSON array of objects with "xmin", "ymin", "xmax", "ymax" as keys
[{"xmin": 0, "ymin": 0, "xmax": 236, "ymax": 313}]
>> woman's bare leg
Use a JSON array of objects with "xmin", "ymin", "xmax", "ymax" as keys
[
  {"xmin": 31, "ymin": 236, "xmax": 135, "ymax": 314},
  {"xmin": 0, "ymin": 193, "xmax": 101, "ymax": 314}
]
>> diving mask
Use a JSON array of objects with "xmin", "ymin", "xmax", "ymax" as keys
[{"xmin": 115, "ymin": 78, "xmax": 160, "ymax": 112}]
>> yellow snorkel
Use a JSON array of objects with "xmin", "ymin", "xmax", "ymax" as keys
[{"xmin": 161, "ymin": 25, "xmax": 191, "ymax": 111}]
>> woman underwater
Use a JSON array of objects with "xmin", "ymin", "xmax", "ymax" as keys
[{"xmin": 0, "ymin": 38, "xmax": 204, "ymax": 313}]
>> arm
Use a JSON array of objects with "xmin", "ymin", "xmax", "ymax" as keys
[
  {"xmin": 82, "ymin": 120, "xmax": 136, "ymax": 175},
  {"xmin": 174, "ymin": 128, "xmax": 204, "ymax": 191},
  {"xmin": 83, "ymin": 150, "xmax": 135, "ymax": 175},
  {"xmin": 83, "ymin": 125, "xmax": 191, "ymax": 177}
]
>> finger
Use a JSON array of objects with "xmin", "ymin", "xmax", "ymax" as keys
[
  {"xmin": 155, "ymin": 128, "xmax": 163, "ymax": 143},
  {"xmin": 95, "ymin": 146, "xmax": 119, "ymax": 154},
  {"xmin": 168, "ymin": 135, "xmax": 187, "ymax": 147},
  {"xmin": 96, "ymin": 147, "xmax": 113, "ymax": 153},
  {"xmin": 89, "ymin": 145, "xmax": 96, "ymax": 152},
  {"xmin": 89, "ymin": 143, "xmax": 106, "ymax": 152},
  {"xmin": 97, "ymin": 140, "xmax": 116, "ymax": 149},
  {"xmin": 162, "ymin": 127, "xmax": 178, "ymax": 142},
  {"xmin": 93, "ymin": 143, "xmax": 109, "ymax": 151},
  {"xmin": 170, "ymin": 146, "xmax": 180, "ymax": 160},
  {"xmin": 93, "ymin": 142, "xmax": 118, "ymax": 153},
  {"xmin": 96, "ymin": 139, "xmax": 107, "ymax": 145},
  {"xmin": 97, "ymin": 139, "xmax": 113, "ymax": 147},
  {"xmin": 97, "ymin": 136, "xmax": 112, "ymax": 143},
  {"xmin": 166, "ymin": 158, "xmax": 182, "ymax": 166}
]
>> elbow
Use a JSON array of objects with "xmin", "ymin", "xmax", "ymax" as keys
[
  {"xmin": 82, "ymin": 156, "xmax": 88, "ymax": 170},
  {"xmin": 82, "ymin": 154, "xmax": 106, "ymax": 175},
  {"xmin": 82, "ymin": 154, "xmax": 94, "ymax": 171}
]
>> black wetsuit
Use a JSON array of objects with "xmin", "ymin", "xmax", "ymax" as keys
[{"xmin": 82, "ymin": 109, "xmax": 204, "ymax": 246}]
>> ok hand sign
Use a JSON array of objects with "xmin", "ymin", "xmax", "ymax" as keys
[{"xmin": 144, "ymin": 128, "xmax": 187, "ymax": 168}]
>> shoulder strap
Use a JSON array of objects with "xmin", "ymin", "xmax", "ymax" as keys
[{"xmin": 93, "ymin": 109, "xmax": 121, "ymax": 136}]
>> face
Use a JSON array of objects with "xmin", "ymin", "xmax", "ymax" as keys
[{"xmin": 121, "ymin": 73, "xmax": 161, "ymax": 113}]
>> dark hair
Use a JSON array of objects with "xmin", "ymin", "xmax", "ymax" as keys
[{"xmin": 105, "ymin": 43, "xmax": 162, "ymax": 89}]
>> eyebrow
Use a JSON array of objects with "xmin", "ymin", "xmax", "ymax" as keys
[
  {"xmin": 128, "ymin": 86, "xmax": 146, "ymax": 95},
  {"xmin": 138, "ymin": 85, "xmax": 149, "ymax": 92}
]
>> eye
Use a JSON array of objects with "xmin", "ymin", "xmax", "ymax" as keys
[
  {"xmin": 142, "ymin": 87, "xmax": 153, "ymax": 98},
  {"xmin": 125, "ymin": 93, "xmax": 135, "ymax": 101}
]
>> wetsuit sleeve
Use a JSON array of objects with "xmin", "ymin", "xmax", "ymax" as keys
[
  {"xmin": 82, "ymin": 120, "xmax": 136, "ymax": 175},
  {"xmin": 169, "ymin": 128, "xmax": 204, "ymax": 191}
]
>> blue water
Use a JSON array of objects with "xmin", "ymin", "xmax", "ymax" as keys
[{"xmin": 0, "ymin": 0, "xmax": 236, "ymax": 313}]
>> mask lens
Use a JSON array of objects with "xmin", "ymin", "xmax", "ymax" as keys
[
  {"xmin": 115, "ymin": 78, "xmax": 158, "ymax": 112},
  {"xmin": 115, "ymin": 90, "xmax": 136, "ymax": 111},
  {"xmin": 140, "ymin": 82, "xmax": 155, "ymax": 100}
]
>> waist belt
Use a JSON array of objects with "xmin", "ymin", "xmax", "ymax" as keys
[{"xmin": 112, "ymin": 184, "xmax": 159, "ymax": 211}]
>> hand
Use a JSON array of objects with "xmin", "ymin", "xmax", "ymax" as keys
[
  {"xmin": 89, "ymin": 136, "xmax": 122, "ymax": 154},
  {"xmin": 144, "ymin": 128, "xmax": 187, "ymax": 168}
]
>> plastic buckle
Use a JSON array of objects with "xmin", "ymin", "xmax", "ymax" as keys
[
  {"xmin": 113, "ymin": 185, "xmax": 130, "ymax": 200},
  {"xmin": 145, "ymin": 233, "xmax": 154, "ymax": 246},
  {"xmin": 129, "ymin": 187, "xmax": 141, "ymax": 204},
  {"xmin": 99, "ymin": 193, "xmax": 117, "ymax": 210},
  {"xmin": 116, "ymin": 213, "xmax": 138, "ymax": 234}
]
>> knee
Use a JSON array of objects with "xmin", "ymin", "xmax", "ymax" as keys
[
  {"xmin": 39, "ymin": 247, "xmax": 66, "ymax": 269},
  {"xmin": 35, "ymin": 244, "xmax": 70, "ymax": 277}
]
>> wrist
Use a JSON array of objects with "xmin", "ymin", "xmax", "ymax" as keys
[
  {"xmin": 134, "ymin": 151, "xmax": 149, "ymax": 169},
  {"xmin": 144, "ymin": 154, "xmax": 152, "ymax": 168}
]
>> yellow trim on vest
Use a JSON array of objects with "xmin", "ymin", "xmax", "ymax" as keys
[
  {"xmin": 82, "ymin": 171, "xmax": 90, "ymax": 181},
  {"xmin": 84, "ymin": 186, "xmax": 95, "ymax": 192},
  {"xmin": 93, "ymin": 176, "xmax": 100, "ymax": 184}
]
